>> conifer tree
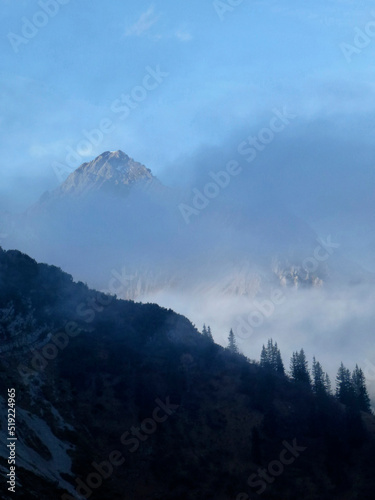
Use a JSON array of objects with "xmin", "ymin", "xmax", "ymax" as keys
[
  {"xmin": 206, "ymin": 325, "xmax": 214, "ymax": 342},
  {"xmin": 312, "ymin": 356, "xmax": 327, "ymax": 395},
  {"xmin": 268, "ymin": 339, "xmax": 277, "ymax": 370},
  {"xmin": 274, "ymin": 342, "xmax": 285, "ymax": 375},
  {"xmin": 227, "ymin": 328, "xmax": 239, "ymax": 353},
  {"xmin": 352, "ymin": 364, "xmax": 371, "ymax": 413},
  {"xmin": 259, "ymin": 339, "xmax": 284, "ymax": 375},
  {"xmin": 325, "ymin": 373, "xmax": 332, "ymax": 394},
  {"xmin": 260, "ymin": 345, "xmax": 268, "ymax": 368},
  {"xmin": 290, "ymin": 351, "xmax": 298, "ymax": 378},
  {"xmin": 202, "ymin": 324, "xmax": 214, "ymax": 342},
  {"xmin": 336, "ymin": 362, "xmax": 355, "ymax": 406},
  {"xmin": 290, "ymin": 349, "xmax": 311, "ymax": 386}
]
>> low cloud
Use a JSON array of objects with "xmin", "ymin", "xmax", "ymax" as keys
[
  {"xmin": 125, "ymin": 6, "xmax": 160, "ymax": 37},
  {"xmin": 141, "ymin": 283, "xmax": 375, "ymax": 402}
]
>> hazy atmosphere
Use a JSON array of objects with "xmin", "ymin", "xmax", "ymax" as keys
[
  {"xmin": 2, "ymin": 0, "xmax": 375, "ymax": 368},
  {"xmin": 1, "ymin": 2, "xmax": 375, "ymax": 499}
]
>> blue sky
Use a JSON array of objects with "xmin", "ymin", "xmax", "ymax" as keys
[
  {"xmin": 1, "ymin": 0, "xmax": 375, "ymax": 225},
  {"xmin": 2, "ymin": 0, "xmax": 375, "ymax": 394}
]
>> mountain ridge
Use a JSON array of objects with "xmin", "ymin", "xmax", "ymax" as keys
[
  {"xmin": 1, "ymin": 247, "xmax": 375, "ymax": 499},
  {"xmin": 60, "ymin": 150, "xmax": 153, "ymax": 194},
  {"xmin": 1, "ymin": 149, "xmax": 373, "ymax": 303},
  {"xmin": 40, "ymin": 150, "xmax": 165, "ymax": 204}
]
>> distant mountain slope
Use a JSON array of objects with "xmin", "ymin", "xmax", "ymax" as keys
[
  {"xmin": 0, "ymin": 152, "xmax": 325, "ymax": 289},
  {"xmin": 1, "ymin": 150, "xmax": 373, "ymax": 306},
  {"xmin": 1, "ymin": 248, "xmax": 375, "ymax": 499},
  {"xmin": 57, "ymin": 150, "xmax": 155, "ymax": 196},
  {"xmin": 32, "ymin": 150, "xmax": 165, "ymax": 209}
]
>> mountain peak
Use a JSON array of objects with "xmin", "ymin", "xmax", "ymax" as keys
[{"xmin": 58, "ymin": 150, "xmax": 155, "ymax": 197}]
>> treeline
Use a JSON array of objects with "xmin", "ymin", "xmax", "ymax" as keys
[
  {"xmin": 201, "ymin": 325, "xmax": 372, "ymax": 414},
  {"xmin": 258, "ymin": 339, "xmax": 371, "ymax": 413}
]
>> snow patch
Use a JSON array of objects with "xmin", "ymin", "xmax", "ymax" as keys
[{"xmin": 0, "ymin": 396, "xmax": 78, "ymax": 497}]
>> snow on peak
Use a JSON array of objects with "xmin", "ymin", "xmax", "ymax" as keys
[{"xmin": 58, "ymin": 150, "xmax": 155, "ymax": 196}]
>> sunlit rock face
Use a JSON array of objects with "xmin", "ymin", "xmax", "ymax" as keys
[{"xmin": 51, "ymin": 150, "xmax": 158, "ymax": 198}]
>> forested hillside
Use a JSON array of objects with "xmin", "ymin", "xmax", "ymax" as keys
[{"xmin": 0, "ymin": 248, "xmax": 374, "ymax": 500}]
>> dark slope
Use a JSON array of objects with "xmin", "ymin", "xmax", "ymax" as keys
[{"xmin": 0, "ymin": 248, "xmax": 375, "ymax": 499}]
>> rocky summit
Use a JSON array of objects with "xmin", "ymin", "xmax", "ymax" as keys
[{"xmin": 57, "ymin": 150, "xmax": 156, "ymax": 197}]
